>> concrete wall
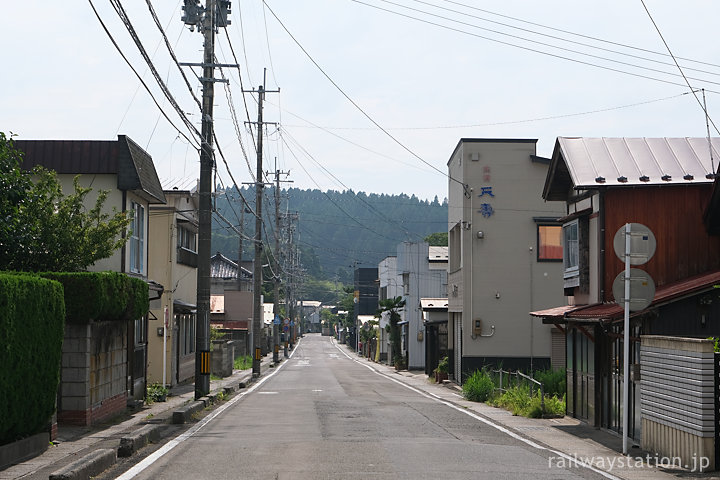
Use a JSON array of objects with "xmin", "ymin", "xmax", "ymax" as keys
[
  {"xmin": 640, "ymin": 335, "xmax": 716, "ymax": 472},
  {"xmin": 59, "ymin": 321, "xmax": 128, "ymax": 426},
  {"xmin": 211, "ymin": 340, "xmax": 235, "ymax": 378}
]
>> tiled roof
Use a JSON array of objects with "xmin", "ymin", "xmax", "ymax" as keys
[{"xmin": 210, "ymin": 253, "xmax": 252, "ymax": 279}]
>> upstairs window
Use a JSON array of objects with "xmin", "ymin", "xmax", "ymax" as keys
[
  {"xmin": 537, "ymin": 224, "xmax": 563, "ymax": 262},
  {"xmin": 129, "ymin": 202, "xmax": 145, "ymax": 274},
  {"xmin": 563, "ymin": 220, "xmax": 579, "ymax": 276},
  {"xmin": 177, "ymin": 225, "xmax": 197, "ymax": 252}
]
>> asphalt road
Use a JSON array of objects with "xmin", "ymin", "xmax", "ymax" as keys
[{"xmin": 110, "ymin": 334, "xmax": 610, "ymax": 480}]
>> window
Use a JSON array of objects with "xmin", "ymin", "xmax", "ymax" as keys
[
  {"xmin": 402, "ymin": 273, "xmax": 410, "ymax": 295},
  {"xmin": 177, "ymin": 225, "xmax": 196, "ymax": 252},
  {"xmin": 537, "ymin": 225, "xmax": 563, "ymax": 261},
  {"xmin": 135, "ymin": 315, "xmax": 147, "ymax": 346},
  {"xmin": 563, "ymin": 220, "xmax": 579, "ymax": 275},
  {"xmin": 449, "ymin": 224, "xmax": 461, "ymax": 272},
  {"xmin": 178, "ymin": 313, "xmax": 196, "ymax": 356},
  {"xmin": 129, "ymin": 202, "xmax": 145, "ymax": 274}
]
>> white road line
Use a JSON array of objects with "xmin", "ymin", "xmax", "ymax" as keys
[
  {"xmin": 331, "ymin": 340, "xmax": 620, "ymax": 480},
  {"xmin": 116, "ymin": 339, "xmax": 301, "ymax": 480}
]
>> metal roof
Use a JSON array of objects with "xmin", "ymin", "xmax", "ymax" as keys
[
  {"xmin": 531, "ymin": 269, "xmax": 720, "ymax": 323},
  {"xmin": 16, "ymin": 136, "xmax": 166, "ymax": 204},
  {"xmin": 544, "ymin": 137, "xmax": 720, "ymax": 200}
]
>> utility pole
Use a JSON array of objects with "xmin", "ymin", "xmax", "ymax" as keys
[
  {"xmin": 245, "ymin": 69, "xmax": 278, "ymax": 376},
  {"xmin": 181, "ymin": 0, "xmax": 234, "ymax": 399},
  {"xmin": 269, "ymin": 162, "xmax": 291, "ymax": 361}
]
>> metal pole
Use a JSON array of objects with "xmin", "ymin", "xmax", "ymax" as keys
[
  {"xmin": 194, "ymin": 0, "xmax": 215, "ymax": 399},
  {"xmin": 623, "ymin": 223, "xmax": 631, "ymax": 455}
]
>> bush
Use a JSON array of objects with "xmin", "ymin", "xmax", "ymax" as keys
[
  {"xmin": 534, "ymin": 368, "xmax": 566, "ymax": 398},
  {"xmin": 436, "ymin": 356, "xmax": 449, "ymax": 374},
  {"xmin": 463, "ymin": 369, "xmax": 495, "ymax": 402},
  {"xmin": 0, "ymin": 274, "xmax": 64, "ymax": 445},
  {"xmin": 234, "ymin": 355, "xmax": 252, "ymax": 370},
  {"xmin": 489, "ymin": 385, "xmax": 566, "ymax": 418},
  {"xmin": 146, "ymin": 383, "xmax": 169, "ymax": 404}
]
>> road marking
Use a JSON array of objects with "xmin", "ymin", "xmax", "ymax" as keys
[
  {"xmin": 312, "ymin": 389, "xmax": 323, "ymax": 392},
  {"xmin": 116, "ymin": 339, "xmax": 301, "ymax": 480},
  {"xmin": 296, "ymin": 359, "xmax": 310, "ymax": 366},
  {"xmin": 258, "ymin": 391, "xmax": 279, "ymax": 395},
  {"xmin": 331, "ymin": 340, "xmax": 621, "ymax": 480}
]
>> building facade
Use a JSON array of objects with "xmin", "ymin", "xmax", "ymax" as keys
[
  {"xmin": 447, "ymin": 138, "xmax": 566, "ymax": 382},
  {"xmin": 148, "ymin": 188, "xmax": 199, "ymax": 387}
]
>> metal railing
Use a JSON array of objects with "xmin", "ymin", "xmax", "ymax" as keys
[{"xmin": 492, "ymin": 368, "xmax": 545, "ymax": 411}]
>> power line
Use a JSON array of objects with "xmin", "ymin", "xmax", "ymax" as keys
[
  {"xmin": 639, "ymin": 0, "xmax": 720, "ymax": 136},
  {"xmin": 349, "ymin": 0, "xmax": 720, "ymax": 95},
  {"xmin": 87, "ymin": 0, "xmax": 200, "ymax": 148},
  {"xmin": 261, "ymin": 0, "xmax": 467, "ymax": 189}
]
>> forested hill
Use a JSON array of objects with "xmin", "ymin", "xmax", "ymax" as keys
[{"xmin": 212, "ymin": 186, "xmax": 448, "ymax": 283}]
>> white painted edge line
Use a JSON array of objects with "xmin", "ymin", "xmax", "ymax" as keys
[
  {"xmin": 116, "ymin": 338, "xmax": 301, "ymax": 480},
  {"xmin": 332, "ymin": 340, "xmax": 621, "ymax": 480}
]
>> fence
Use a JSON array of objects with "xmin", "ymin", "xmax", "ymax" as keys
[{"xmin": 492, "ymin": 368, "xmax": 545, "ymax": 411}]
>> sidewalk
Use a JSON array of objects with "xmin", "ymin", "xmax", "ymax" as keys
[
  {"xmin": 0, "ymin": 355, "xmax": 277, "ymax": 480},
  {"xmin": 344, "ymin": 343, "xmax": 718, "ymax": 480}
]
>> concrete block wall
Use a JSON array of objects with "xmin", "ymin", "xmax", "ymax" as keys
[
  {"xmin": 640, "ymin": 335, "xmax": 716, "ymax": 472},
  {"xmin": 211, "ymin": 340, "xmax": 234, "ymax": 378},
  {"xmin": 58, "ymin": 321, "xmax": 128, "ymax": 426}
]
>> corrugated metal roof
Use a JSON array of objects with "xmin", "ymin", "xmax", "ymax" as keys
[
  {"xmin": 532, "ymin": 269, "xmax": 720, "ymax": 322},
  {"xmin": 559, "ymin": 137, "xmax": 720, "ymax": 188}
]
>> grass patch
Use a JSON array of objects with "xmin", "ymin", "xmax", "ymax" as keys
[
  {"xmin": 234, "ymin": 355, "xmax": 252, "ymax": 370},
  {"xmin": 463, "ymin": 368, "xmax": 566, "ymax": 418}
]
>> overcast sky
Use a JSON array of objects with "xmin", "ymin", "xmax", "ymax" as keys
[{"xmin": 3, "ymin": 1, "xmax": 720, "ymax": 201}]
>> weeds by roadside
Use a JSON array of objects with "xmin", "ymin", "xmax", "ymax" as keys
[{"xmin": 462, "ymin": 368, "xmax": 566, "ymax": 418}]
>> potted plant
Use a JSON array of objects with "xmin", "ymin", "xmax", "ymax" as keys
[{"xmin": 435, "ymin": 356, "xmax": 449, "ymax": 383}]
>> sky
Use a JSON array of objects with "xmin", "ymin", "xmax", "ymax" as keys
[{"xmin": 3, "ymin": 1, "xmax": 720, "ymax": 202}]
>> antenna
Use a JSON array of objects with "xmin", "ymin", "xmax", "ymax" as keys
[{"xmin": 703, "ymin": 89, "xmax": 716, "ymax": 179}]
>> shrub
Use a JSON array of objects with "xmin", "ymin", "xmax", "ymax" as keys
[
  {"xmin": 0, "ymin": 274, "xmax": 65, "ymax": 445},
  {"xmin": 534, "ymin": 368, "xmax": 566, "ymax": 398},
  {"xmin": 146, "ymin": 383, "xmax": 169, "ymax": 404},
  {"xmin": 436, "ymin": 356, "xmax": 449, "ymax": 374},
  {"xmin": 463, "ymin": 369, "xmax": 495, "ymax": 402}
]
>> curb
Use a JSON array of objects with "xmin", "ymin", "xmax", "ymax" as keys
[
  {"xmin": 48, "ymin": 448, "xmax": 116, "ymax": 480},
  {"xmin": 0, "ymin": 432, "xmax": 49, "ymax": 470},
  {"xmin": 171, "ymin": 401, "xmax": 206, "ymax": 424},
  {"xmin": 118, "ymin": 424, "xmax": 163, "ymax": 458}
]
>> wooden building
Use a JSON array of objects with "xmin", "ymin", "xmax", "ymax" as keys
[{"xmin": 531, "ymin": 137, "xmax": 720, "ymax": 441}]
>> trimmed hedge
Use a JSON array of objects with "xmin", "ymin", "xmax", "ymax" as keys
[
  {"xmin": 41, "ymin": 272, "xmax": 149, "ymax": 323},
  {"xmin": 0, "ymin": 274, "xmax": 65, "ymax": 445}
]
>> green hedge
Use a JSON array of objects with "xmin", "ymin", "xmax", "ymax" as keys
[
  {"xmin": 0, "ymin": 274, "xmax": 65, "ymax": 445},
  {"xmin": 41, "ymin": 272, "xmax": 149, "ymax": 323}
]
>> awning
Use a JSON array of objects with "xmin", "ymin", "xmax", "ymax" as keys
[
  {"xmin": 531, "ymin": 269, "xmax": 720, "ymax": 323},
  {"xmin": 173, "ymin": 299, "xmax": 196, "ymax": 314},
  {"xmin": 420, "ymin": 298, "xmax": 448, "ymax": 311}
]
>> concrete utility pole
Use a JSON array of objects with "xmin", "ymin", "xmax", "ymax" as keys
[
  {"xmin": 269, "ymin": 163, "xmax": 291, "ymax": 362},
  {"xmin": 181, "ymin": 0, "xmax": 234, "ymax": 399},
  {"xmin": 245, "ymin": 69, "xmax": 278, "ymax": 377}
]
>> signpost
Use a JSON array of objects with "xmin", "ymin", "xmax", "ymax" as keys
[{"xmin": 613, "ymin": 223, "xmax": 656, "ymax": 455}]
